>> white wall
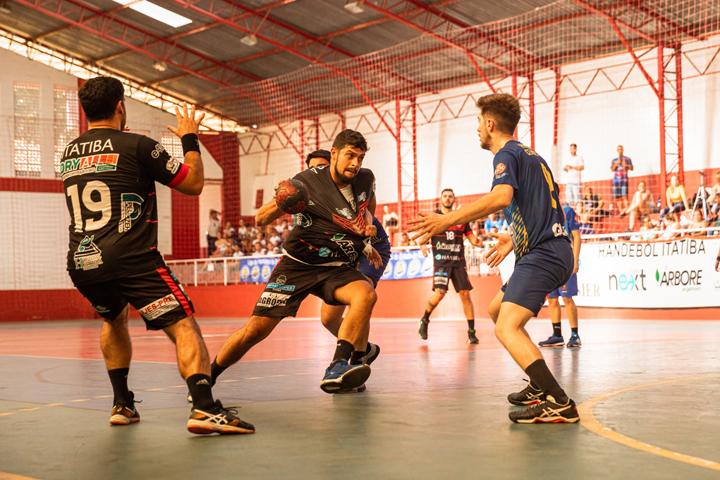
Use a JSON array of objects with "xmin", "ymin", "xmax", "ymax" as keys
[{"xmin": 0, "ymin": 48, "xmax": 223, "ymax": 289}]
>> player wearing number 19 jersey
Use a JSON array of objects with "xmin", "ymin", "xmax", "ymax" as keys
[{"xmin": 61, "ymin": 76, "xmax": 253, "ymax": 435}]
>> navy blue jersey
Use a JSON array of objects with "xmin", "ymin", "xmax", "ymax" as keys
[
  {"xmin": 491, "ymin": 140, "xmax": 569, "ymax": 258},
  {"xmin": 563, "ymin": 206, "xmax": 580, "ymax": 233}
]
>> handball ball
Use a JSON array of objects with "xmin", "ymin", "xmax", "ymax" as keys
[{"xmin": 274, "ymin": 179, "xmax": 308, "ymax": 214}]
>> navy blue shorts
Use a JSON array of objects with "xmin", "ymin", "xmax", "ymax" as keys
[
  {"xmin": 358, "ymin": 237, "xmax": 392, "ymax": 287},
  {"xmin": 501, "ymin": 237, "xmax": 573, "ymax": 316},
  {"xmin": 548, "ymin": 272, "xmax": 578, "ymax": 298}
]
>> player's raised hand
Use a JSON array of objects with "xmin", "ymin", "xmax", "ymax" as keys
[
  {"xmin": 407, "ymin": 211, "xmax": 450, "ymax": 246},
  {"xmin": 484, "ymin": 234, "xmax": 513, "ymax": 268},
  {"xmin": 168, "ymin": 103, "xmax": 205, "ymax": 138}
]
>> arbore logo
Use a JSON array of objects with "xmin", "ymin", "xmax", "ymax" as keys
[
  {"xmin": 655, "ymin": 269, "xmax": 702, "ymax": 288},
  {"xmin": 257, "ymin": 292, "xmax": 290, "ymax": 307},
  {"xmin": 608, "ymin": 270, "xmax": 647, "ymax": 291}
]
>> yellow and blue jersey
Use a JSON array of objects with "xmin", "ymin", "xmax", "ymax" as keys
[{"xmin": 491, "ymin": 140, "xmax": 569, "ymax": 258}]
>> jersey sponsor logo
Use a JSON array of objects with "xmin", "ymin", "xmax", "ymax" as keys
[
  {"xmin": 63, "ymin": 138, "xmax": 114, "ymax": 158},
  {"xmin": 151, "ymin": 143, "xmax": 166, "ymax": 159},
  {"xmin": 552, "ymin": 222, "xmax": 564, "ymax": 237},
  {"xmin": 318, "ymin": 247, "xmax": 331, "ymax": 257},
  {"xmin": 357, "ymin": 191, "xmax": 367, "ymax": 203},
  {"xmin": 335, "ymin": 207, "xmax": 353, "ymax": 219},
  {"xmin": 267, "ymin": 274, "xmax": 297, "ymax": 292},
  {"xmin": 73, "ymin": 235, "xmax": 103, "ymax": 271},
  {"xmin": 434, "ymin": 241, "xmax": 462, "ymax": 253},
  {"xmin": 293, "ymin": 213, "xmax": 312, "ymax": 228},
  {"xmin": 94, "ymin": 304, "xmax": 111, "ymax": 314},
  {"xmin": 257, "ymin": 292, "xmax": 291, "ymax": 307},
  {"xmin": 119, "ymin": 193, "xmax": 144, "ymax": 233},
  {"xmin": 60, "ymin": 153, "xmax": 120, "ymax": 180},
  {"xmin": 138, "ymin": 294, "xmax": 180, "ymax": 320},
  {"xmin": 494, "ymin": 163, "xmax": 506, "ymax": 175},
  {"xmin": 331, "ymin": 233, "xmax": 358, "ymax": 262},
  {"xmin": 166, "ymin": 157, "xmax": 181, "ymax": 174}
]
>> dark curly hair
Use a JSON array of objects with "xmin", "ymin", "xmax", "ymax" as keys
[
  {"xmin": 78, "ymin": 76, "xmax": 125, "ymax": 121},
  {"xmin": 332, "ymin": 129, "xmax": 368, "ymax": 152},
  {"xmin": 476, "ymin": 93, "xmax": 521, "ymax": 135}
]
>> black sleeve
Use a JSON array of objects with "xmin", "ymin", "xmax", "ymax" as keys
[{"xmin": 137, "ymin": 135, "xmax": 188, "ymax": 187}]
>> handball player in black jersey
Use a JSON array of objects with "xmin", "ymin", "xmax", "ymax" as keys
[
  {"xmin": 62, "ymin": 76, "xmax": 253, "ymax": 434},
  {"xmin": 410, "ymin": 94, "xmax": 579, "ymax": 423},
  {"xmin": 417, "ymin": 188, "xmax": 483, "ymax": 344},
  {"xmin": 210, "ymin": 130, "xmax": 382, "ymax": 393}
]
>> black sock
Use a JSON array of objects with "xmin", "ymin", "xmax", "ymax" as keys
[
  {"xmin": 422, "ymin": 310, "xmax": 431, "ymax": 322},
  {"xmin": 525, "ymin": 359, "xmax": 568, "ymax": 404},
  {"xmin": 333, "ymin": 340, "xmax": 354, "ymax": 363},
  {"xmin": 553, "ymin": 323, "xmax": 562, "ymax": 337},
  {"xmin": 467, "ymin": 319, "xmax": 475, "ymax": 331},
  {"xmin": 186, "ymin": 374, "xmax": 215, "ymax": 410},
  {"xmin": 210, "ymin": 359, "xmax": 227, "ymax": 385},
  {"xmin": 350, "ymin": 350, "xmax": 365, "ymax": 364},
  {"xmin": 108, "ymin": 368, "xmax": 131, "ymax": 405},
  {"xmin": 571, "ymin": 327, "xmax": 579, "ymax": 336}
]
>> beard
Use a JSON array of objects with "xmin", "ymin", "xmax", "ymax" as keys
[{"xmin": 334, "ymin": 164, "xmax": 357, "ymax": 184}]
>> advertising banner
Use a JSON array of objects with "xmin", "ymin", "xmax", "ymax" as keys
[{"xmin": 500, "ymin": 237, "xmax": 720, "ymax": 308}]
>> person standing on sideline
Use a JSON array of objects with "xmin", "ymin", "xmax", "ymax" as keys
[
  {"xmin": 611, "ymin": 145, "xmax": 634, "ymax": 212},
  {"xmin": 409, "ymin": 93, "xmax": 579, "ymax": 423},
  {"xmin": 538, "ymin": 202, "xmax": 582, "ymax": 348},
  {"xmin": 562, "ymin": 144, "xmax": 584, "ymax": 205},
  {"xmin": 61, "ymin": 76, "xmax": 253, "ymax": 434}
]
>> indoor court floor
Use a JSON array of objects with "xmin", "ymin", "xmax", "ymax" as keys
[{"xmin": 1, "ymin": 317, "xmax": 719, "ymax": 479}]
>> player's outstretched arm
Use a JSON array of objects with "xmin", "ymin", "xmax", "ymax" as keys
[
  {"xmin": 256, "ymin": 200, "xmax": 284, "ymax": 226},
  {"xmin": 168, "ymin": 103, "xmax": 205, "ymax": 196},
  {"xmin": 408, "ymin": 185, "xmax": 513, "ymax": 245}
]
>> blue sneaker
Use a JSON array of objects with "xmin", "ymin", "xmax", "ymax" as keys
[
  {"xmin": 538, "ymin": 335, "xmax": 565, "ymax": 348},
  {"xmin": 566, "ymin": 335, "xmax": 582, "ymax": 348},
  {"xmin": 320, "ymin": 360, "xmax": 371, "ymax": 394}
]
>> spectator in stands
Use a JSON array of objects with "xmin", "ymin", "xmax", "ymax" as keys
[
  {"xmin": 276, "ymin": 219, "xmax": 290, "ymax": 235},
  {"xmin": 562, "ymin": 143, "xmax": 584, "ymax": 205},
  {"xmin": 211, "ymin": 232, "xmax": 233, "ymax": 257},
  {"xmin": 399, "ymin": 232, "xmax": 415, "ymax": 247},
  {"xmin": 382, "ymin": 205, "xmax": 400, "ymax": 244},
  {"xmin": 575, "ymin": 200, "xmax": 594, "ymax": 235},
  {"xmin": 268, "ymin": 228, "xmax": 283, "ymax": 250},
  {"xmin": 581, "ymin": 185, "xmax": 605, "ymax": 225},
  {"xmin": 251, "ymin": 242, "xmax": 267, "ymax": 256},
  {"xmin": 661, "ymin": 212, "xmax": 681, "ymax": 239},
  {"xmin": 639, "ymin": 215, "xmax": 658, "ymax": 241},
  {"xmin": 621, "ymin": 181, "xmax": 653, "ymax": 230},
  {"xmin": 689, "ymin": 209, "xmax": 708, "ymax": 231},
  {"xmin": 231, "ymin": 244, "xmax": 244, "ymax": 258},
  {"xmin": 252, "ymin": 230, "xmax": 267, "ymax": 250},
  {"xmin": 223, "ymin": 221, "xmax": 236, "ymax": 242},
  {"xmin": 483, "ymin": 212, "xmax": 508, "ymax": 235},
  {"xmin": 237, "ymin": 219, "xmax": 249, "ymax": 239},
  {"xmin": 611, "ymin": 145, "xmax": 634, "ymax": 211},
  {"xmin": 207, "ymin": 209, "xmax": 221, "ymax": 256},
  {"xmin": 706, "ymin": 170, "xmax": 720, "ymax": 207},
  {"xmin": 661, "ymin": 174, "xmax": 689, "ymax": 218},
  {"xmin": 470, "ymin": 221, "xmax": 483, "ymax": 241}
]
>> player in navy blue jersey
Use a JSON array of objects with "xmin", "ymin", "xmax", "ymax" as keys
[
  {"xmin": 539, "ymin": 202, "xmax": 582, "ymax": 348},
  {"xmin": 409, "ymin": 93, "xmax": 579, "ymax": 423}
]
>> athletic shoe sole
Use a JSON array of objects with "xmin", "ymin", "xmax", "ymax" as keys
[
  {"xmin": 538, "ymin": 343, "xmax": 565, "ymax": 348},
  {"xmin": 186, "ymin": 420, "xmax": 255, "ymax": 435},
  {"xmin": 511, "ymin": 415, "xmax": 580, "ymax": 424},
  {"xmin": 334, "ymin": 384, "xmax": 367, "ymax": 394},
  {"xmin": 110, "ymin": 414, "xmax": 140, "ymax": 425},
  {"xmin": 320, "ymin": 364, "xmax": 371, "ymax": 394}
]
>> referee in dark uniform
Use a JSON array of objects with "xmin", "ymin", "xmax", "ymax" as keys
[{"xmin": 410, "ymin": 93, "xmax": 579, "ymax": 424}]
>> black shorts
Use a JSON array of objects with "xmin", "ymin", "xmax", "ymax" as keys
[
  {"xmin": 501, "ymin": 237, "xmax": 573, "ymax": 316},
  {"xmin": 71, "ymin": 265, "xmax": 194, "ymax": 330},
  {"xmin": 432, "ymin": 265, "xmax": 473, "ymax": 292},
  {"xmin": 252, "ymin": 256, "xmax": 370, "ymax": 318}
]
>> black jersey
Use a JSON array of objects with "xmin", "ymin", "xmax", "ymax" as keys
[
  {"xmin": 430, "ymin": 209, "xmax": 472, "ymax": 267},
  {"xmin": 61, "ymin": 128, "xmax": 188, "ymax": 284},
  {"xmin": 282, "ymin": 166, "xmax": 375, "ymax": 266},
  {"xmin": 491, "ymin": 140, "xmax": 569, "ymax": 258}
]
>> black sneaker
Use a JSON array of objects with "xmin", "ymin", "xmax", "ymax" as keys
[
  {"xmin": 467, "ymin": 329, "xmax": 479, "ymax": 344},
  {"xmin": 509, "ymin": 395, "xmax": 580, "ymax": 424},
  {"xmin": 109, "ymin": 391, "xmax": 140, "ymax": 426},
  {"xmin": 356, "ymin": 343, "xmax": 381, "ymax": 365},
  {"xmin": 507, "ymin": 381, "xmax": 546, "ymax": 406},
  {"xmin": 186, "ymin": 400, "xmax": 255, "ymax": 435},
  {"xmin": 419, "ymin": 319, "xmax": 429, "ymax": 340}
]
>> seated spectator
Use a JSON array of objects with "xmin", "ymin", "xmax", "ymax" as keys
[
  {"xmin": 399, "ymin": 232, "xmax": 414, "ymax": 247},
  {"xmin": 223, "ymin": 221, "xmax": 236, "ymax": 241},
  {"xmin": 268, "ymin": 229, "xmax": 283, "ymax": 248},
  {"xmin": 251, "ymin": 242, "xmax": 267, "ymax": 256},
  {"xmin": 382, "ymin": 206, "xmax": 400, "ymax": 244},
  {"xmin": 575, "ymin": 200, "xmax": 594, "ymax": 235},
  {"xmin": 470, "ymin": 221, "xmax": 483, "ymax": 241},
  {"xmin": 639, "ymin": 215, "xmax": 659, "ymax": 241},
  {"xmin": 237, "ymin": 219, "xmax": 249, "ymax": 239},
  {"xmin": 621, "ymin": 181, "xmax": 653, "ymax": 230},
  {"xmin": 483, "ymin": 213, "xmax": 508, "ymax": 236},
  {"xmin": 661, "ymin": 174, "xmax": 688, "ymax": 218},
  {"xmin": 708, "ymin": 170, "xmax": 720, "ymax": 205},
  {"xmin": 688, "ymin": 209, "xmax": 708, "ymax": 231},
  {"xmin": 661, "ymin": 212, "xmax": 681, "ymax": 239},
  {"xmin": 275, "ymin": 219, "xmax": 290, "ymax": 235},
  {"xmin": 252, "ymin": 231, "xmax": 267, "ymax": 249},
  {"xmin": 231, "ymin": 244, "xmax": 244, "ymax": 258},
  {"xmin": 581, "ymin": 186, "xmax": 606, "ymax": 224},
  {"xmin": 211, "ymin": 232, "xmax": 233, "ymax": 257}
]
